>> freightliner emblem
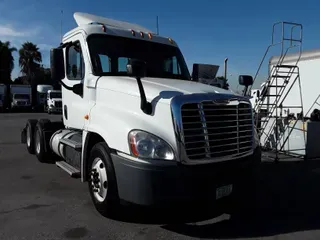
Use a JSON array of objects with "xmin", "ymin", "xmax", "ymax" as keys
[{"xmin": 212, "ymin": 98, "xmax": 239, "ymax": 105}]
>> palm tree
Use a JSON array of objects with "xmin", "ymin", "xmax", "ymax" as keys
[
  {"xmin": 19, "ymin": 42, "xmax": 42, "ymax": 108},
  {"xmin": 0, "ymin": 41, "xmax": 17, "ymax": 83},
  {"xmin": 0, "ymin": 41, "xmax": 17, "ymax": 110},
  {"xmin": 18, "ymin": 41, "xmax": 42, "ymax": 81}
]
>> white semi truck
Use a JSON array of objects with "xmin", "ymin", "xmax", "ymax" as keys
[
  {"xmin": 21, "ymin": 12, "xmax": 261, "ymax": 217},
  {"xmin": 37, "ymin": 84, "xmax": 53, "ymax": 111},
  {"xmin": 46, "ymin": 90, "xmax": 62, "ymax": 114},
  {"xmin": 10, "ymin": 84, "xmax": 32, "ymax": 110},
  {"xmin": 0, "ymin": 84, "xmax": 6, "ymax": 112}
]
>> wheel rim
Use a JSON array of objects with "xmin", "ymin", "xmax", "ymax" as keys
[
  {"xmin": 26, "ymin": 125, "xmax": 31, "ymax": 147},
  {"xmin": 35, "ymin": 130, "xmax": 41, "ymax": 154},
  {"xmin": 90, "ymin": 157, "xmax": 108, "ymax": 202}
]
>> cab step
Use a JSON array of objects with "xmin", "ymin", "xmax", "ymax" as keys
[
  {"xmin": 56, "ymin": 161, "xmax": 80, "ymax": 178},
  {"xmin": 60, "ymin": 138, "xmax": 82, "ymax": 150}
]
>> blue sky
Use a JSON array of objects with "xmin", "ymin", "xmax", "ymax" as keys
[{"xmin": 0, "ymin": 0, "xmax": 319, "ymax": 91}]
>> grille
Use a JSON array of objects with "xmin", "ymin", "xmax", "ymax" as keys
[
  {"xmin": 181, "ymin": 101, "xmax": 253, "ymax": 160},
  {"xmin": 17, "ymin": 101, "xmax": 27, "ymax": 106},
  {"xmin": 55, "ymin": 101, "xmax": 62, "ymax": 107}
]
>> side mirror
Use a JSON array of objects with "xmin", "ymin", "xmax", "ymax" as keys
[
  {"xmin": 50, "ymin": 48, "xmax": 65, "ymax": 82},
  {"xmin": 192, "ymin": 63, "xmax": 219, "ymax": 82},
  {"xmin": 126, "ymin": 59, "xmax": 146, "ymax": 78},
  {"xmin": 238, "ymin": 75, "xmax": 253, "ymax": 87},
  {"xmin": 72, "ymin": 83, "xmax": 83, "ymax": 96}
]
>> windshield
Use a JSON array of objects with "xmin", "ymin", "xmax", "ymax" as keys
[
  {"xmin": 87, "ymin": 34, "xmax": 191, "ymax": 80},
  {"xmin": 14, "ymin": 94, "xmax": 29, "ymax": 100},
  {"xmin": 50, "ymin": 92, "xmax": 62, "ymax": 99}
]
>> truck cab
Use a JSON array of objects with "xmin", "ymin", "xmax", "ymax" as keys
[
  {"xmin": 10, "ymin": 84, "xmax": 32, "ymax": 110},
  {"xmin": 46, "ymin": 90, "xmax": 62, "ymax": 114},
  {"xmin": 11, "ymin": 93, "xmax": 31, "ymax": 109},
  {"xmin": 22, "ymin": 12, "xmax": 261, "ymax": 217},
  {"xmin": 37, "ymin": 84, "xmax": 53, "ymax": 111}
]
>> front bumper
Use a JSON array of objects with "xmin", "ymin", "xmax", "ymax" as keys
[
  {"xmin": 48, "ymin": 106, "xmax": 62, "ymax": 112},
  {"xmin": 12, "ymin": 104, "xmax": 31, "ymax": 108},
  {"xmin": 112, "ymin": 147, "xmax": 261, "ymax": 206}
]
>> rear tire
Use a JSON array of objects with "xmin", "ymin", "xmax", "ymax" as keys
[
  {"xmin": 34, "ymin": 119, "xmax": 54, "ymax": 163},
  {"xmin": 26, "ymin": 119, "xmax": 38, "ymax": 154},
  {"xmin": 87, "ymin": 142, "xmax": 120, "ymax": 218}
]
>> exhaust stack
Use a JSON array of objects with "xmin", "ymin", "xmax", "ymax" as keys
[{"xmin": 224, "ymin": 58, "xmax": 228, "ymax": 79}]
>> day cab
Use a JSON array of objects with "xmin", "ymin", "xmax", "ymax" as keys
[{"xmin": 22, "ymin": 12, "xmax": 261, "ymax": 217}]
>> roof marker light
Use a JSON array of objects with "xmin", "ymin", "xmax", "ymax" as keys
[
  {"xmin": 140, "ymin": 32, "xmax": 144, "ymax": 38},
  {"xmin": 168, "ymin": 38, "xmax": 174, "ymax": 44},
  {"xmin": 148, "ymin": 33, "xmax": 152, "ymax": 39},
  {"xmin": 131, "ymin": 29, "xmax": 135, "ymax": 36},
  {"xmin": 101, "ymin": 25, "xmax": 107, "ymax": 32}
]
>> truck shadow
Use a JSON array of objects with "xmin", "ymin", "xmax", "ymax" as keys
[
  {"xmin": 117, "ymin": 161, "xmax": 320, "ymax": 238},
  {"xmin": 162, "ymin": 161, "xmax": 320, "ymax": 238}
]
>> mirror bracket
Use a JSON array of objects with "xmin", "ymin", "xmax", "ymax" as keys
[
  {"xmin": 72, "ymin": 83, "xmax": 83, "ymax": 97},
  {"xmin": 126, "ymin": 59, "xmax": 152, "ymax": 115}
]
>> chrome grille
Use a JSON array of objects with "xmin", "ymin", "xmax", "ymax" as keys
[{"xmin": 181, "ymin": 101, "xmax": 253, "ymax": 160}]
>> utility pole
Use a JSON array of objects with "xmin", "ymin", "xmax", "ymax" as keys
[
  {"xmin": 60, "ymin": 10, "xmax": 63, "ymax": 43},
  {"xmin": 156, "ymin": 16, "xmax": 159, "ymax": 35}
]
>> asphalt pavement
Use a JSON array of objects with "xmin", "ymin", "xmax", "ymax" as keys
[{"xmin": 1, "ymin": 112, "xmax": 320, "ymax": 240}]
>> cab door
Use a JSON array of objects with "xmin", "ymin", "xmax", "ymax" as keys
[{"xmin": 62, "ymin": 34, "xmax": 88, "ymax": 129}]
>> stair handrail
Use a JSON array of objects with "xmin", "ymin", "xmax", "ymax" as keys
[
  {"xmin": 254, "ymin": 44, "xmax": 297, "ymax": 115},
  {"xmin": 249, "ymin": 22, "xmax": 303, "ymax": 93}
]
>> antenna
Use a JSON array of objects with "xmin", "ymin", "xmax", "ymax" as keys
[
  {"xmin": 60, "ymin": 10, "xmax": 63, "ymax": 42},
  {"xmin": 156, "ymin": 16, "xmax": 159, "ymax": 35}
]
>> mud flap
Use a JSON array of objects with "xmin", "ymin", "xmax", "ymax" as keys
[{"xmin": 21, "ymin": 127, "xmax": 27, "ymax": 144}]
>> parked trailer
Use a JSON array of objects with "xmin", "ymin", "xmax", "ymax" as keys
[
  {"xmin": 21, "ymin": 12, "xmax": 261, "ymax": 217},
  {"xmin": 10, "ymin": 84, "xmax": 32, "ymax": 110},
  {"xmin": 0, "ymin": 84, "xmax": 6, "ymax": 112}
]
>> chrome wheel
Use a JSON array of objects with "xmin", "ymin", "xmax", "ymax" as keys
[
  {"xmin": 26, "ymin": 125, "xmax": 31, "ymax": 147},
  {"xmin": 90, "ymin": 157, "xmax": 108, "ymax": 202},
  {"xmin": 35, "ymin": 130, "xmax": 41, "ymax": 154}
]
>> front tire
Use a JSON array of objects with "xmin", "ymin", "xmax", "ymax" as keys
[{"xmin": 87, "ymin": 142, "xmax": 120, "ymax": 218}]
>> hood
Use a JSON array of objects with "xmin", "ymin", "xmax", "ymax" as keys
[{"xmin": 96, "ymin": 76, "xmax": 239, "ymax": 104}]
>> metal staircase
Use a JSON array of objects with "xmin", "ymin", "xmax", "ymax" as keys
[{"xmin": 251, "ymin": 22, "xmax": 305, "ymax": 161}]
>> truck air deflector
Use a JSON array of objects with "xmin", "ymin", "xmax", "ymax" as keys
[{"xmin": 74, "ymin": 12, "xmax": 154, "ymax": 33}]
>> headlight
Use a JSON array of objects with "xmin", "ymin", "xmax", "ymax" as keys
[{"xmin": 128, "ymin": 130, "xmax": 174, "ymax": 160}]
